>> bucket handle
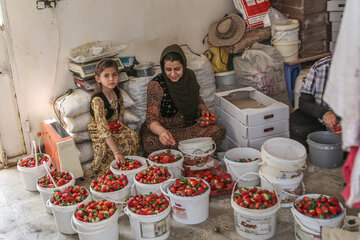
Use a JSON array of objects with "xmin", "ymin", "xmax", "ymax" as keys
[
  {"xmin": 32, "ymin": 140, "xmax": 38, "ymax": 167},
  {"xmin": 231, "ymin": 172, "xmax": 281, "ymax": 201},
  {"xmin": 43, "ymin": 162, "xmax": 58, "ymax": 188},
  {"xmin": 91, "ymin": 188, "xmax": 127, "ymax": 205},
  {"xmin": 279, "ymin": 181, "xmax": 306, "ymax": 198},
  {"xmin": 160, "ymin": 179, "xmax": 174, "ymax": 198},
  {"xmin": 131, "ymin": 183, "xmax": 136, "ymax": 196},
  {"xmin": 280, "ymin": 41, "xmax": 301, "ymax": 59},
  {"xmin": 70, "ymin": 212, "xmax": 118, "ymax": 235}
]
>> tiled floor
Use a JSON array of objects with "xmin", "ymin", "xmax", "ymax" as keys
[{"xmin": 0, "ymin": 157, "xmax": 358, "ymax": 240}]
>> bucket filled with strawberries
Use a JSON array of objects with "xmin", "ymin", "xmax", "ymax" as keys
[
  {"xmin": 148, "ymin": 149, "xmax": 184, "ymax": 178},
  {"xmin": 231, "ymin": 186, "xmax": 280, "ymax": 239},
  {"xmin": 124, "ymin": 193, "xmax": 171, "ymax": 240},
  {"xmin": 90, "ymin": 170, "xmax": 130, "ymax": 204},
  {"xmin": 162, "ymin": 177, "xmax": 211, "ymax": 225},
  {"xmin": 17, "ymin": 153, "xmax": 52, "ymax": 191},
  {"xmin": 47, "ymin": 185, "xmax": 91, "ymax": 234},
  {"xmin": 110, "ymin": 156, "xmax": 148, "ymax": 185},
  {"xmin": 134, "ymin": 166, "xmax": 173, "ymax": 195},
  {"xmin": 291, "ymin": 194, "xmax": 345, "ymax": 236},
  {"xmin": 72, "ymin": 200, "xmax": 119, "ymax": 239},
  {"xmin": 37, "ymin": 169, "xmax": 75, "ymax": 213}
]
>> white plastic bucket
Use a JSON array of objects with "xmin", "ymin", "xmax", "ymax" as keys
[
  {"xmin": 147, "ymin": 149, "xmax": 184, "ymax": 178},
  {"xmin": 36, "ymin": 172, "xmax": 75, "ymax": 214},
  {"xmin": 161, "ymin": 178, "xmax": 211, "ymax": 225},
  {"xmin": 109, "ymin": 156, "xmax": 148, "ymax": 185},
  {"xmin": 224, "ymin": 147, "xmax": 261, "ymax": 187},
  {"xmin": 261, "ymin": 137, "xmax": 307, "ymax": 179},
  {"xmin": 272, "ymin": 19, "xmax": 300, "ymax": 43},
  {"xmin": 273, "ymin": 40, "xmax": 301, "ymax": 62},
  {"xmin": 124, "ymin": 205, "xmax": 171, "ymax": 240},
  {"xmin": 71, "ymin": 208, "xmax": 119, "ymax": 240},
  {"xmin": 259, "ymin": 166, "xmax": 304, "ymax": 208},
  {"xmin": 17, "ymin": 154, "xmax": 52, "ymax": 191},
  {"xmin": 214, "ymin": 71, "xmax": 237, "ymax": 88},
  {"xmin": 46, "ymin": 192, "xmax": 91, "ymax": 234},
  {"xmin": 291, "ymin": 194, "xmax": 345, "ymax": 239},
  {"xmin": 90, "ymin": 182, "xmax": 130, "ymax": 202},
  {"xmin": 134, "ymin": 169, "xmax": 173, "ymax": 195},
  {"xmin": 231, "ymin": 174, "xmax": 281, "ymax": 240},
  {"xmin": 178, "ymin": 137, "xmax": 216, "ymax": 167}
]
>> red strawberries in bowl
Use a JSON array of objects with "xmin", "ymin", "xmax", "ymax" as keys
[
  {"xmin": 294, "ymin": 195, "xmax": 343, "ymax": 218},
  {"xmin": 127, "ymin": 193, "xmax": 169, "ymax": 215},
  {"xmin": 233, "ymin": 187, "xmax": 278, "ymax": 209}
]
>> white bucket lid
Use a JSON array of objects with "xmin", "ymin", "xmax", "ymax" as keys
[
  {"xmin": 261, "ymin": 138, "xmax": 306, "ymax": 167},
  {"xmin": 274, "ymin": 19, "xmax": 299, "ymax": 31},
  {"xmin": 214, "ymin": 71, "xmax": 235, "ymax": 77},
  {"xmin": 178, "ymin": 137, "xmax": 214, "ymax": 152}
]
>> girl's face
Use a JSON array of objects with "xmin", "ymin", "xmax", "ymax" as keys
[
  {"xmin": 95, "ymin": 67, "xmax": 119, "ymax": 89},
  {"xmin": 164, "ymin": 60, "xmax": 183, "ymax": 82}
]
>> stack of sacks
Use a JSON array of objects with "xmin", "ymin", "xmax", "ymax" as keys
[
  {"xmin": 55, "ymin": 88, "xmax": 141, "ymax": 170},
  {"xmin": 121, "ymin": 69, "xmax": 160, "ymax": 133}
]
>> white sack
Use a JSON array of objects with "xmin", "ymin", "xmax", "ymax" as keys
[
  {"xmin": 63, "ymin": 112, "xmax": 91, "ymax": 133},
  {"xmin": 123, "ymin": 109, "xmax": 141, "ymax": 124},
  {"xmin": 76, "ymin": 141, "xmax": 94, "ymax": 163},
  {"xmin": 120, "ymin": 88, "xmax": 135, "ymax": 108},
  {"xmin": 70, "ymin": 131, "xmax": 91, "ymax": 144},
  {"xmin": 55, "ymin": 89, "xmax": 92, "ymax": 118}
]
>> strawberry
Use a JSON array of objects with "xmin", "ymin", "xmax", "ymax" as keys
[
  {"xmin": 329, "ymin": 206, "xmax": 337, "ymax": 216},
  {"xmin": 233, "ymin": 187, "xmax": 277, "ymax": 210},
  {"xmin": 319, "ymin": 195, "xmax": 328, "ymax": 203},
  {"xmin": 148, "ymin": 150, "xmax": 182, "ymax": 164},
  {"xmin": 128, "ymin": 193, "xmax": 169, "ymax": 215}
]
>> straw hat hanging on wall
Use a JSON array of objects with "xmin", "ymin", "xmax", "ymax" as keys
[{"xmin": 208, "ymin": 13, "xmax": 246, "ymax": 47}]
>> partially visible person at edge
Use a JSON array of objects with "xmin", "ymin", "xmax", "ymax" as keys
[
  {"xmin": 290, "ymin": 56, "xmax": 341, "ymax": 148},
  {"xmin": 140, "ymin": 44, "xmax": 226, "ymax": 155},
  {"xmin": 85, "ymin": 58, "xmax": 139, "ymax": 177}
]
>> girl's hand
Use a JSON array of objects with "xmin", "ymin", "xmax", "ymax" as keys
[
  {"xmin": 114, "ymin": 152, "xmax": 125, "ymax": 165},
  {"xmin": 159, "ymin": 129, "xmax": 176, "ymax": 146}
]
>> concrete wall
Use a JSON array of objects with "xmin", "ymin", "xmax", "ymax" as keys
[{"xmin": 3, "ymin": 0, "xmax": 236, "ymax": 152}]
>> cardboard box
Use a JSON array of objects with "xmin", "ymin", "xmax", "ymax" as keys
[
  {"xmin": 327, "ymin": 1, "xmax": 346, "ymax": 12},
  {"xmin": 332, "ymin": 31, "xmax": 339, "ymax": 41},
  {"xmin": 215, "ymin": 87, "xmax": 289, "ymax": 127},
  {"xmin": 329, "ymin": 12, "xmax": 343, "ymax": 22},
  {"xmin": 332, "ymin": 21, "xmax": 342, "ymax": 32},
  {"xmin": 224, "ymin": 132, "xmax": 290, "ymax": 150},
  {"xmin": 277, "ymin": 0, "xmax": 327, "ymax": 15},
  {"xmin": 221, "ymin": 110, "xmax": 289, "ymax": 140},
  {"xmin": 330, "ymin": 41, "xmax": 336, "ymax": 52}
]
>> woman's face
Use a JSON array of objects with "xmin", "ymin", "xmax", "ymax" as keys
[{"xmin": 164, "ymin": 60, "xmax": 183, "ymax": 82}]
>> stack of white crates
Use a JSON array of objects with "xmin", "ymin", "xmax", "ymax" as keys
[
  {"xmin": 215, "ymin": 87, "xmax": 290, "ymax": 150},
  {"xmin": 328, "ymin": 0, "xmax": 346, "ymax": 52}
]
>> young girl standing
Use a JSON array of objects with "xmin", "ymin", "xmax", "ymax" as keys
[{"xmin": 85, "ymin": 58, "xmax": 139, "ymax": 177}]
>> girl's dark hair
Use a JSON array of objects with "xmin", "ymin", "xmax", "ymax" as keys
[
  {"xmin": 95, "ymin": 58, "xmax": 119, "ymax": 77},
  {"xmin": 161, "ymin": 52, "xmax": 183, "ymax": 68}
]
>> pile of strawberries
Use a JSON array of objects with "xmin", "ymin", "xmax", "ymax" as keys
[
  {"xmin": 90, "ymin": 171, "xmax": 128, "ymax": 192},
  {"xmin": 237, "ymin": 158, "xmax": 259, "ymax": 163},
  {"xmin": 185, "ymin": 168, "xmax": 234, "ymax": 194},
  {"xmin": 18, "ymin": 153, "xmax": 49, "ymax": 168},
  {"xmin": 233, "ymin": 187, "xmax": 278, "ymax": 209},
  {"xmin": 294, "ymin": 195, "xmax": 342, "ymax": 218},
  {"xmin": 148, "ymin": 149, "xmax": 182, "ymax": 164},
  {"xmin": 37, "ymin": 169, "xmax": 72, "ymax": 188},
  {"xmin": 50, "ymin": 185, "xmax": 89, "ymax": 206},
  {"xmin": 169, "ymin": 177, "xmax": 209, "ymax": 197},
  {"xmin": 115, "ymin": 158, "xmax": 142, "ymax": 171},
  {"xmin": 108, "ymin": 122, "xmax": 121, "ymax": 134},
  {"xmin": 75, "ymin": 200, "xmax": 117, "ymax": 222},
  {"xmin": 135, "ymin": 166, "xmax": 171, "ymax": 184},
  {"xmin": 198, "ymin": 115, "xmax": 216, "ymax": 127},
  {"xmin": 127, "ymin": 193, "xmax": 169, "ymax": 215}
]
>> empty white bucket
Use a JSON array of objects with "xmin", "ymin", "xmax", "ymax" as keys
[
  {"xmin": 224, "ymin": 147, "xmax": 261, "ymax": 187},
  {"xmin": 259, "ymin": 166, "xmax": 304, "ymax": 208},
  {"xmin": 214, "ymin": 71, "xmax": 237, "ymax": 88},
  {"xmin": 134, "ymin": 169, "xmax": 173, "ymax": 195},
  {"xmin": 46, "ymin": 192, "xmax": 91, "ymax": 234},
  {"xmin": 261, "ymin": 137, "xmax": 307, "ymax": 179},
  {"xmin": 17, "ymin": 154, "xmax": 52, "ymax": 191},
  {"xmin": 231, "ymin": 177, "xmax": 281, "ymax": 240},
  {"xmin": 109, "ymin": 156, "xmax": 148, "ymax": 185},
  {"xmin": 124, "ymin": 204, "xmax": 171, "ymax": 240},
  {"xmin": 147, "ymin": 149, "xmax": 184, "ymax": 178},
  {"xmin": 161, "ymin": 178, "xmax": 211, "ymax": 225},
  {"xmin": 291, "ymin": 194, "xmax": 345, "ymax": 239},
  {"xmin": 273, "ymin": 40, "xmax": 301, "ymax": 62},
  {"xmin": 37, "ymin": 172, "xmax": 75, "ymax": 214},
  {"xmin": 71, "ymin": 208, "xmax": 119, "ymax": 240},
  {"xmin": 272, "ymin": 19, "xmax": 300, "ymax": 43}
]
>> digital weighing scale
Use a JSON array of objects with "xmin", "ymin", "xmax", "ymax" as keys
[
  {"xmin": 73, "ymin": 71, "xmax": 129, "ymax": 91},
  {"xmin": 68, "ymin": 57, "xmax": 125, "ymax": 79}
]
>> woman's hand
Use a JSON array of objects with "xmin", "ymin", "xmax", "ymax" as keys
[
  {"xmin": 323, "ymin": 111, "xmax": 338, "ymax": 132},
  {"xmin": 201, "ymin": 109, "xmax": 215, "ymax": 117},
  {"xmin": 159, "ymin": 129, "xmax": 176, "ymax": 146},
  {"xmin": 114, "ymin": 152, "xmax": 125, "ymax": 165}
]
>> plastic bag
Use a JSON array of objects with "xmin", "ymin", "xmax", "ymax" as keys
[
  {"xmin": 76, "ymin": 141, "xmax": 94, "ymax": 163},
  {"xmin": 182, "ymin": 46, "xmax": 216, "ymax": 112},
  {"xmin": 63, "ymin": 112, "xmax": 91, "ymax": 133},
  {"xmin": 69, "ymin": 131, "xmax": 91, "ymax": 144},
  {"xmin": 123, "ymin": 109, "xmax": 141, "ymax": 124},
  {"xmin": 204, "ymin": 47, "xmax": 229, "ymax": 73},
  {"xmin": 55, "ymin": 89, "xmax": 92, "ymax": 118},
  {"xmin": 120, "ymin": 88, "xmax": 135, "ymax": 108},
  {"xmin": 233, "ymin": 43, "xmax": 291, "ymax": 106}
]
